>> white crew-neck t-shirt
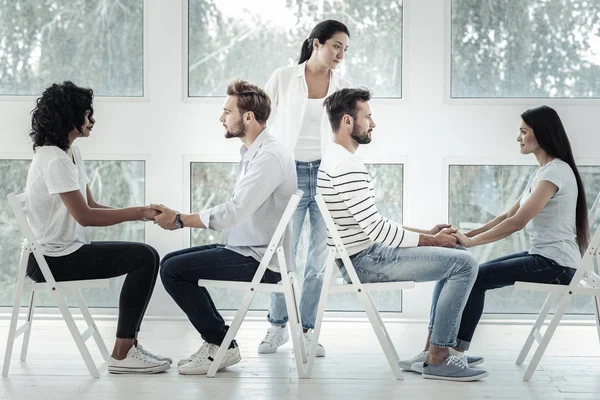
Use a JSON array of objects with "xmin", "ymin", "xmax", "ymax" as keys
[{"xmin": 25, "ymin": 145, "xmax": 91, "ymax": 257}]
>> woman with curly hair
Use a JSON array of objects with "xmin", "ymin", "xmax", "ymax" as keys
[{"xmin": 25, "ymin": 81, "xmax": 170, "ymax": 374}]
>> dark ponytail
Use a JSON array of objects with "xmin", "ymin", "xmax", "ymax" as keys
[
  {"xmin": 521, "ymin": 105, "xmax": 590, "ymax": 254},
  {"xmin": 297, "ymin": 20, "xmax": 350, "ymax": 64}
]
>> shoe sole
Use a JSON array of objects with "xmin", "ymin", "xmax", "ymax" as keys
[
  {"xmin": 258, "ymin": 339, "xmax": 289, "ymax": 354},
  {"xmin": 109, "ymin": 362, "xmax": 171, "ymax": 374},
  {"xmin": 422, "ymin": 370, "xmax": 489, "ymax": 382},
  {"xmin": 178, "ymin": 354, "xmax": 242, "ymax": 375}
]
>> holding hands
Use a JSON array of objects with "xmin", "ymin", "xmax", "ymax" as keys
[{"xmin": 150, "ymin": 204, "xmax": 179, "ymax": 230}]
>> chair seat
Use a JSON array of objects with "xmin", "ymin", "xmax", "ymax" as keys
[
  {"xmin": 197, "ymin": 279, "xmax": 285, "ymax": 293},
  {"xmin": 328, "ymin": 280, "xmax": 415, "ymax": 294},
  {"xmin": 23, "ymin": 277, "xmax": 110, "ymax": 291}
]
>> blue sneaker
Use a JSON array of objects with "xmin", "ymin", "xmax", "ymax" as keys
[{"xmin": 421, "ymin": 355, "xmax": 488, "ymax": 382}]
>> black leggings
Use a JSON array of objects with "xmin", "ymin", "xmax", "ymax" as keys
[{"xmin": 27, "ymin": 241, "xmax": 159, "ymax": 339}]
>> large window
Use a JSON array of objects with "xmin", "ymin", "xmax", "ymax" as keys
[
  {"xmin": 0, "ymin": 159, "xmax": 146, "ymax": 307},
  {"xmin": 451, "ymin": 0, "xmax": 600, "ymax": 98},
  {"xmin": 190, "ymin": 162, "xmax": 405, "ymax": 312},
  {"xmin": 0, "ymin": 0, "xmax": 144, "ymax": 96},
  {"xmin": 448, "ymin": 163, "xmax": 600, "ymax": 314},
  {"xmin": 188, "ymin": 0, "xmax": 403, "ymax": 97}
]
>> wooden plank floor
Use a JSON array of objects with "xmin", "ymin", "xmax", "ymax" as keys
[{"xmin": 1, "ymin": 318, "xmax": 600, "ymax": 400}]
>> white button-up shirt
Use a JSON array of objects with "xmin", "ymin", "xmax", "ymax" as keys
[{"xmin": 199, "ymin": 129, "xmax": 297, "ymax": 272}]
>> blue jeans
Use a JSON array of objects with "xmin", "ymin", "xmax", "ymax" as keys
[
  {"xmin": 161, "ymin": 244, "xmax": 280, "ymax": 345},
  {"xmin": 268, "ymin": 161, "xmax": 328, "ymax": 330},
  {"xmin": 454, "ymin": 251, "xmax": 576, "ymax": 350},
  {"xmin": 339, "ymin": 243, "xmax": 478, "ymax": 347}
]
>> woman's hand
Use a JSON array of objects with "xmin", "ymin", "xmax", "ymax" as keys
[
  {"xmin": 453, "ymin": 230, "xmax": 474, "ymax": 248},
  {"xmin": 430, "ymin": 223, "xmax": 452, "ymax": 235},
  {"xmin": 141, "ymin": 206, "xmax": 160, "ymax": 221}
]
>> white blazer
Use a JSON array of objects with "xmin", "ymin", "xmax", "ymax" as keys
[{"xmin": 264, "ymin": 61, "xmax": 352, "ymax": 158}]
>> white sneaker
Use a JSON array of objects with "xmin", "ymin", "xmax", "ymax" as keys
[
  {"xmin": 303, "ymin": 331, "xmax": 326, "ymax": 358},
  {"xmin": 178, "ymin": 341, "xmax": 242, "ymax": 375},
  {"xmin": 258, "ymin": 326, "xmax": 289, "ymax": 354},
  {"xmin": 177, "ymin": 348, "xmax": 202, "ymax": 367},
  {"xmin": 137, "ymin": 343, "xmax": 172, "ymax": 364},
  {"xmin": 108, "ymin": 344, "xmax": 171, "ymax": 374}
]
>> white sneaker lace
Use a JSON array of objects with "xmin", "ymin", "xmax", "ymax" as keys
[
  {"xmin": 446, "ymin": 355, "xmax": 467, "ymax": 369},
  {"xmin": 130, "ymin": 346, "xmax": 160, "ymax": 364},
  {"xmin": 190, "ymin": 342, "xmax": 215, "ymax": 361},
  {"xmin": 137, "ymin": 344, "xmax": 164, "ymax": 361},
  {"xmin": 262, "ymin": 327, "xmax": 284, "ymax": 344}
]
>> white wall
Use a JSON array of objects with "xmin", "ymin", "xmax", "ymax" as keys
[{"xmin": 1, "ymin": 0, "xmax": 599, "ymax": 319}]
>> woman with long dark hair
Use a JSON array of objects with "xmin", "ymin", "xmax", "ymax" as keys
[
  {"xmin": 25, "ymin": 81, "xmax": 171, "ymax": 374},
  {"xmin": 259, "ymin": 20, "xmax": 351, "ymax": 357},
  {"xmin": 399, "ymin": 105, "xmax": 589, "ymax": 373}
]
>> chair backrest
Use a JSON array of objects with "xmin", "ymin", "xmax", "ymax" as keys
[
  {"xmin": 250, "ymin": 190, "xmax": 303, "ymax": 283},
  {"xmin": 314, "ymin": 193, "xmax": 364, "ymax": 286},
  {"xmin": 7, "ymin": 192, "xmax": 58, "ymax": 286}
]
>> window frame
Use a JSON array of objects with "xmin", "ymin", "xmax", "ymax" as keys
[
  {"xmin": 0, "ymin": 0, "xmax": 150, "ymax": 102},
  {"xmin": 444, "ymin": 0, "xmax": 600, "ymax": 105},
  {"xmin": 183, "ymin": 0, "xmax": 408, "ymax": 101}
]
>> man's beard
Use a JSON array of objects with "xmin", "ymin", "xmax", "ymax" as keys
[
  {"xmin": 225, "ymin": 120, "xmax": 246, "ymax": 138},
  {"xmin": 350, "ymin": 123, "xmax": 371, "ymax": 144}
]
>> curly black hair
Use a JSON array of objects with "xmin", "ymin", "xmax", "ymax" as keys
[{"xmin": 30, "ymin": 81, "xmax": 94, "ymax": 151}]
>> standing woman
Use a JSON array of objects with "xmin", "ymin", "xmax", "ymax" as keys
[
  {"xmin": 25, "ymin": 81, "xmax": 171, "ymax": 374},
  {"xmin": 258, "ymin": 20, "xmax": 351, "ymax": 357}
]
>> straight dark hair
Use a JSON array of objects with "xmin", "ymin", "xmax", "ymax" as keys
[
  {"xmin": 521, "ymin": 105, "xmax": 589, "ymax": 254},
  {"xmin": 323, "ymin": 87, "xmax": 372, "ymax": 132},
  {"xmin": 298, "ymin": 20, "xmax": 350, "ymax": 64}
]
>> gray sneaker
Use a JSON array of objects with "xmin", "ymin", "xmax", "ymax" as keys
[
  {"xmin": 398, "ymin": 351, "xmax": 428, "ymax": 372},
  {"xmin": 402, "ymin": 350, "xmax": 484, "ymax": 373},
  {"xmin": 422, "ymin": 355, "xmax": 488, "ymax": 382}
]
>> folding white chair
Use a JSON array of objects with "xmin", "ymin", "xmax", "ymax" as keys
[
  {"xmin": 514, "ymin": 192, "xmax": 600, "ymax": 381},
  {"xmin": 309, "ymin": 194, "xmax": 415, "ymax": 380},
  {"xmin": 197, "ymin": 190, "xmax": 309, "ymax": 378},
  {"xmin": 2, "ymin": 193, "xmax": 110, "ymax": 378}
]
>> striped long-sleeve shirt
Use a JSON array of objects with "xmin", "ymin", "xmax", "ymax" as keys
[{"xmin": 316, "ymin": 142, "xmax": 420, "ymax": 256}]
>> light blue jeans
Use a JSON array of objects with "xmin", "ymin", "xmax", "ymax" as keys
[
  {"xmin": 337, "ymin": 243, "xmax": 478, "ymax": 347},
  {"xmin": 268, "ymin": 161, "xmax": 328, "ymax": 330}
]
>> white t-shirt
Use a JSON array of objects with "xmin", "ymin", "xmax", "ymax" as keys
[
  {"xmin": 294, "ymin": 97, "xmax": 325, "ymax": 162},
  {"xmin": 520, "ymin": 158, "xmax": 580, "ymax": 269},
  {"xmin": 25, "ymin": 145, "xmax": 91, "ymax": 257}
]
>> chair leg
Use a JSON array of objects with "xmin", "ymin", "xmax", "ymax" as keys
[
  {"xmin": 593, "ymin": 296, "xmax": 600, "ymax": 346},
  {"xmin": 516, "ymin": 291, "xmax": 559, "ymax": 365},
  {"xmin": 3, "ymin": 246, "xmax": 29, "ymax": 377},
  {"xmin": 52, "ymin": 292, "xmax": 100, "ymax": 378},
  {"xmin": 305, "ymin": 248, "xmax": 336, "ymax": 379},
  {"xmin": 359, "ymin": 291, "xmax": 403, "ymax": 380},
  {"xmin": 73, "ymin": 289, "xmax": 110, "ymax": 362},
  {"xmin": 20, "ymin": 291, "xmax": 36, "ymax": 361},
  {"xmin": 279, "ymin": 249, "xmax": 307, "ymax": 378},
  {"xmin": 2, "ymin": 286, "xmax": 26, "ymax": 377},
  {"xmin": 206, "ymin": 288, "xmax": 256, "ymax": 378},
  {"xmin": 522, "ymin": 291, "xmax": 574, "ymax": 381}
]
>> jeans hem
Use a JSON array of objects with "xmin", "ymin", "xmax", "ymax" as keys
[
  {"xmin": 268, "ymin": 318, "xmax": 288, "ymax": 326},
  {"xmin": 429, "ymin": 341, "xmax": 457, "ymax": 348}
]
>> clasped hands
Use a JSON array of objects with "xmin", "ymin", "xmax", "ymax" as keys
[
  {"xmin": 429, "ymin": 224, "xmax": 474, "ymax": 248},
  {"xmin": 140, "ymin": 204, "xmax": 181, "ymax": 230}
]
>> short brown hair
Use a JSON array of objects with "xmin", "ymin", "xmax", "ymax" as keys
[{"xmin": 226, "ymin": 79, "xmax": 271, "ymax": 123}]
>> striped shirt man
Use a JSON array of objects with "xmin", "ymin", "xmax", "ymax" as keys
[{"xmin": 317, "ymin": 142, "xmax": 420, "ymax": 256}]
